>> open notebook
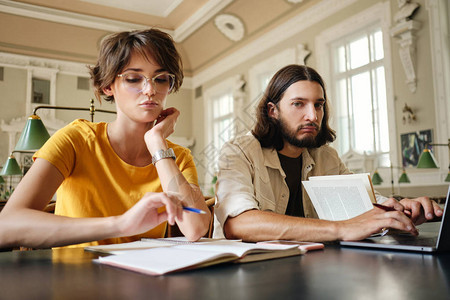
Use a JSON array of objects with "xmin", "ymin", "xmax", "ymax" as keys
[
  {"xmin": 340, "ymin": 186, "xmax": 450, "ymax": 252},
  {"xmin": 93, "ymin": 239, "xmax": 304, "ymax": 275}
]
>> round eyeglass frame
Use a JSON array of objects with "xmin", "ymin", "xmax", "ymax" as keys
[{"xmin": 117, "ymin": 72, "xmax": 176, "ymax": 94}]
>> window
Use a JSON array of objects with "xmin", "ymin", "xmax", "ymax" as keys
[
  {"xmin": 32, "ymin": 78, "xmax": 50, "ymax": 104},
  {"xmin": 27, "ymin": 67, "xmax": 58, "ymax": 118},
  {"xmin": 203, "ymin": 77, "xmax": 236, "ymax": 183},
  {"xmin": 331, "ymin": 26, "xmax": 390, "ymax": 166},
  {"xmin": 211, "ymin": 92, "xmax": 234, "ymax": 153}
]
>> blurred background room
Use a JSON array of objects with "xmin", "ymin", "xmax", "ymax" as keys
[{"xmin": 0, "ymin": 0, "xmax": 449, "ymax": 204}]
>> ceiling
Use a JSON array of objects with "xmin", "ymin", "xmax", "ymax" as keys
[{"xmin": 0, "ymin": 0, "xmax": 315, "ymax": 76}]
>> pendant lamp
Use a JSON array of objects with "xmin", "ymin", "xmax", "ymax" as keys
[
  {"xmin": 416, "ymin": 149, "xmax": 439, "ymax": 169},
  {"xmin": 14, "ymin": 115, "xmax": 51, "ymax": 151},
  {"xmin": 0, "ymin": 154, "xmax": 22, "ymax": 176},
  {"xmin": 371, "ymin": 170, "xmax": 383, "ymax": 185}
]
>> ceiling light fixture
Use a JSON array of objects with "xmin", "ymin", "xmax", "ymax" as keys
[{"xmin": 214, "ymin": 14, "xmax": 245, "ymax": 42}]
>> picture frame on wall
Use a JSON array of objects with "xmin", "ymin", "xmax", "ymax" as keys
[{"xmin": 400, "ymin": 129, "xmax": 433, "ymax": 167}]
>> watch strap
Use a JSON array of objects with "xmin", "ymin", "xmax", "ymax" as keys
[{"xmin": 152, "ymin": 148, "xmax": 176, "ymax": 165}]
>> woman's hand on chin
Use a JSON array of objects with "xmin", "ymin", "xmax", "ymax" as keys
[{"xmin": 145, "ymin": 107, "xmax": 179, "ymax": 151}]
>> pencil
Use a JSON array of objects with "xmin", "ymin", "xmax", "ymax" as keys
[
  {"xmin": 182, "ymin": 206, "xmax": 207, "ymax": 214},
  {"xmin": 373, "ymin": 203, "xmax": 396, "ymax": 211}
]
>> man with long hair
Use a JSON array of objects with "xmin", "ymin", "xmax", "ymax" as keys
[{"xmin": 214, "ymin": 64, "xmax": 442, "ymax": 242}]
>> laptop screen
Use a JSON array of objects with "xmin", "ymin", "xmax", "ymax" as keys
[{"xmin": 436, "ymin": 186, "xmax": 450, "ymax": 251}]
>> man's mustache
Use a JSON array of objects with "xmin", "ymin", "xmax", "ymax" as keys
[{"xmin": 298, "ymin": 123, "xmax": 319, "ymax": 131}]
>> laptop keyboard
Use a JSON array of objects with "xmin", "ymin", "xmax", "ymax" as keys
[
  {"xmin": 391, "ymin": 236, "xmax": 437, "ymax": 246},
  {"xmin": 375, "ymin": 232, "xmax": 437, "ymax": 246}
]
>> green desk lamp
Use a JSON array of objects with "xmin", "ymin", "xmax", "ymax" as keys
[
  {"xmin": 416, "ymin": 139, "xmax": 450, "ymax": 182},
  {"xmin": 372, "ymin": 166, "xmax": 410, "ymax": 185},
  {"xmin": 371, "ymin": 170, "xmax": 383, "ymax": 185},
  {"xmin": 372, "ymin": 164, "xmax": 410, "ymax": 197},
  {"xmin": 416, "ymin": 149, "xmax": 439, "ymax": 168},
  {"xmin": 0, "ymin": 154, "xmax": 22, "ymax": 176},
  {"xmin": 398, "ymin": 169, "xmax": 411, "ymax": 183},
  {"xmin": 14, "ymin": 115, "xmax": 51, "ymax": 151},
  {"xmin": 0, "ymin": 154, "xmax": 23, "ymax": 199},
  {"xmin": 14, "ymin": 100, "xmax": 115, "ymax": 151}
]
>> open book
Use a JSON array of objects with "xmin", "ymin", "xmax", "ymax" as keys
[
  {"xmin": 85, "ymin": 237, "xmax": 218, "ymax": 254},
  {"xmin": 302, "ymin": 173, "xmax": 376, "ymax": 221},
  {"xmin": 94, "ymin": 239, "xmax": 304, "ymax": 275}
]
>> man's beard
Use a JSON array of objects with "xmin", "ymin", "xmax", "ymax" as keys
[{"xmin": 277, "ymin": 116, "xmax": 320, "ymax": 148}]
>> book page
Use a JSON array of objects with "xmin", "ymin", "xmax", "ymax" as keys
[
  {"xmin": 85, "ymin": 237, "xmax": 218, "ymax": 254},
  {"xmin": 85, "ymin": 240, "xmax": 177, "ymax": 254},
  {"xmin": 147, "ymin": 237, "xmax": 220, "ymax": 244},
  {"xmin": 309, "ymin": 173, "xmax": 376, "ymax": 203},
  {"xmin": 97, "ymin": 247, "xmax": 237, "ymax": 275},
  {"xmin": 303, "ymin": 178, "xmax": 374, "ymax": 221},
  {"xmin": 96, "ymin": 241, "xmax": 301, "ymax": 275},
  {"xmin": 175, "ymin": 240, "xmax": 298, "ymax": 257}
]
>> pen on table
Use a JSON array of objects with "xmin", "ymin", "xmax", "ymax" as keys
[{"xmin": 182, "ymin": 206, "xmax": 207, "ymax": 214}]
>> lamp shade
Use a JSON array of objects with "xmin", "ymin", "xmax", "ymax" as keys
[
  {"xmin": 445, "ymin": 170, "xmax": 450, "ymax": 182},
  {"xmin": 416, "ymin": 149, "xmax": 439, "ymax": 168},
  {"xmin": 371, "ymin": 171, "xmax": 383, "ymax": 185},
  {"xmin": 0, "ymin": 176, "xmax": 5, "ymax": 184},
  {"xmin": 14, "ymin": 115, "xmax": 50, "ymax": 151},
  {"xmin": 398, "ymin": 170, "xmax": 411, "ymax": 183},
  {"xmin": 0, "ymin": 155, "xmax": 22, "ymax": 176}
]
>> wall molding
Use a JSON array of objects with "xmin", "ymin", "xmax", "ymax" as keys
[
  {"xmin": 174, "ymin": 0, "xmax": 233, "ymax": 42},
  {"xmin": 0, "ymin": 0, "xmax": 148, "ymax": 33},
  {"xmin": 192, "ymin": 0, "xmax": 358, "ymax": 87},
  {"xmin": 0, "ymin": 51, "xmax": 194, "ymax": 89},
  {"xmin": 0, "ymin": 0, "xmax": 232, "ymax": 43},
  {"xmin": 390, "ymin": 1, "xmax": 421, "ymax": 93},
  {"xmin": 0, "ymin": 52, "xmax": 91, "ymax": 77}
]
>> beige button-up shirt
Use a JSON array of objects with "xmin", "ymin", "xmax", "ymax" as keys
[{"xmin": 213, "ymin": 134, "xmax": 386, "ymax": 238}]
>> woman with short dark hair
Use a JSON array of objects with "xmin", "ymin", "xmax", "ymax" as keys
[{"xmin": 0, "ymin": 29, "xmax": 210, "ymax": 249}]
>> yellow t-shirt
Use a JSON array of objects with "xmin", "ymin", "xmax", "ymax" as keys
[{"xmin": 34, "ymin": 119, "xmax": 199, "ymax": 248}]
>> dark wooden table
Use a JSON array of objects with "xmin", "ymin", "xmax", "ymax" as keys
[{"xmin": 1, "ymin": 245, "xmax": 449, "ymax": 300}]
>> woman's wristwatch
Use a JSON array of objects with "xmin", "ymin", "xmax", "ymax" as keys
[{"xmin": 152, "ymin": 148, "xmax": 176, "ymax": 165}]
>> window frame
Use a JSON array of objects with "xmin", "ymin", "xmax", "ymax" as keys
[
  {"xmin": 426, "ymin": 0, "xmax": 450, "ymax": 172},
  {"xmin": 26, "ymin": 67, "xmax": 58, "ymax": 118},
  {"xmin": 330, "ymin": 26, "xmax": 389, "ymax": 159},
  {"xmin": 203, "ymin": 76, "xmax": 237, "ymax": 182},
  {"xmin": 315, "ymin": 2, "xmax": 397, "ymax": 169}
]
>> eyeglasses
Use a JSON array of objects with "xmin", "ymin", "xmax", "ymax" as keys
[{"xmin": 117, "ymin": 72, "xmax": 175, "ymax": 94}]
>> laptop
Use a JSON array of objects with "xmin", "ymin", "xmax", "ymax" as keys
[{"xmin": 340, "ymin": 186, "xmax": 450, "ymax": 252}]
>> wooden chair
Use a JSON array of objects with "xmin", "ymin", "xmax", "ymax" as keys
[
  {"xmin": 44, "ymin": 201, "xmax": 56, "ymax": 213},
  {"xmin": 166, "ymin": 196, "xmax": 215, "ymax": 238}
]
